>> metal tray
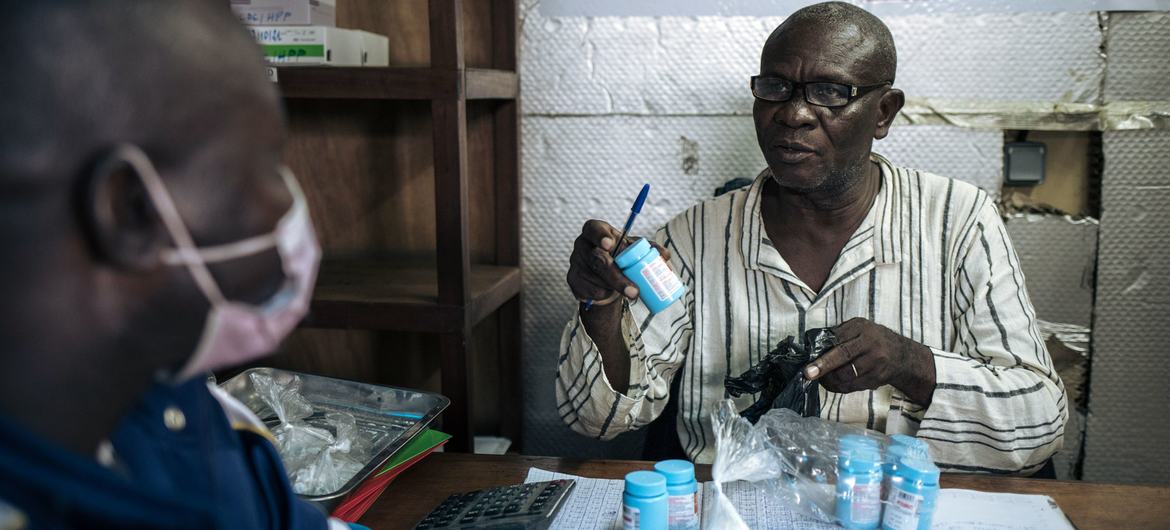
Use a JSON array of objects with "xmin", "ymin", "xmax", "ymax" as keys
[{"xmin": 219, "ymin": 367, "xmax": 449, "ymax": 511}]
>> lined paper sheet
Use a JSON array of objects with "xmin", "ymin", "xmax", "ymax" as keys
[
  {"xmin": 525, "ymin": 468, "xmax": 625, "ymax": 530},
  {"xmin": 932, "ymin": 489, "xmax": 1076, "ymax": 530}
]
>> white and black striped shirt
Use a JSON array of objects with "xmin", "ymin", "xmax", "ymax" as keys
[{"xmin": 556, "ymin": 153, "xmax": 1068, "ymax": 473}]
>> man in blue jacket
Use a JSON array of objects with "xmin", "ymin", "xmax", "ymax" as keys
[{"xmin": 0, "ymin": 1, "xmax": 362, "ymax": 528}]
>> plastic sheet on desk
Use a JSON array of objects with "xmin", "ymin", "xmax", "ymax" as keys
[{"xmin": 708, "ymin": 400, "xmax": 930, "ymax": 529}]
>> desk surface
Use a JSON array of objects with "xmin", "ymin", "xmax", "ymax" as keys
[{"xmin": 360, "ymin": 453, "xmax": 1170, "ymax": 529}]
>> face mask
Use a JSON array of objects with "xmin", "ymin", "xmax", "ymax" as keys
[{"xmin": 117, "ymin": 145, "xmax": 321, "ymax": 381}]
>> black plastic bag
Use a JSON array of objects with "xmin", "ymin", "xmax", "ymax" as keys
[{"xmin": 724, "ymin": 328, "xmax": 838, "ymax": 423}]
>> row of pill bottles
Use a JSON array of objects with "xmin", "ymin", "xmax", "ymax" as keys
[{"xmin": 622, "ymin": 459, "xmax": 698, "ymax": 530}]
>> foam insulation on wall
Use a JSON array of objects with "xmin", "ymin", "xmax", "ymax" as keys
[
  {"xmin": 1105, "ymin": 12, "xmax": 1170, "ymax": 102},
  {"xmin": 1005, "ymin": 215, "xmax": 1099, "ymax": 328},
  {"xmin": 1005, "ymin": 215, "xmax": 1099, "ymax": 479},
  {"xmin": 520, "ymin": 120, "xmax": 1004, "ymax": 457},
  {"xmin": 520, "ymin": 11, "xmax": 1105, "ymax": 117},
  {"xmin": 1084, "ymin": 130, "xmax": 1170, "ymax": 484}
]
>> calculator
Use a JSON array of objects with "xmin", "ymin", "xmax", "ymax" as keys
[{"xmin": 413, "ymin": 479, "xmax": 576, "ymax": 529}]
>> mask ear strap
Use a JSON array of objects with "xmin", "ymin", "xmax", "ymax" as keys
[{"xmin": 116, "ymin": 144, "xmax": 227, "ymax": 306}]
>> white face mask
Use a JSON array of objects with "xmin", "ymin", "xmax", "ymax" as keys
[{"xmin": 117, "ymin": 145, "xmax": 321, "ymax": 381}]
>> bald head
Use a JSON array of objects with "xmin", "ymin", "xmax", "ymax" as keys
[{"xmin": 763, "ymin": 2, "xmax": 897, "ymax": 85}]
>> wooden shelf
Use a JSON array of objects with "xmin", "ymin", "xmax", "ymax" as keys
[
  {"xmin": 303, "ymin": 257, "xmax": 521, "ymax": 333},
  {"xmin": 275, "ymin": 66, "xmax": 517, "ymax": 101},
  {"xmin": 279, "ymin": 0, "xmax": 523, "ymax": 454}
]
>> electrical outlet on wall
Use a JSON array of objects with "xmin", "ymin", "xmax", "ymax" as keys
[{"xmin": 1004, "ymin": 141, "xmax": 1047, "ymax": 186}]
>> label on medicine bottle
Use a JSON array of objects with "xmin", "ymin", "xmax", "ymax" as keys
[
  {"xmin": 849, "ymin": 482, "xmax": 882, "ymax": 524},
  {"xmin": 623, "ymin": 504, "xmax": 640, "ymax": 530},
  {"xmin": 667, "ymin": 493, "xmax": 699, "ymax": 530},
  {"xmin": 641, "ymin": 258, "xmax": 682, "ymax": 302},
  {"xmin": 882, "ymin": 489, "xmax": 923, "ymax": 530}
]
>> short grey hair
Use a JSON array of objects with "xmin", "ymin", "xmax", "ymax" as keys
[{"xmin": 764, "ymin": 1, "xmax": 897, "ymax": 84}]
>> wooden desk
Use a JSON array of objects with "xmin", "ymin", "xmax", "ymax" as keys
[{"xmin": 360, "ymin": 453, "xmax": 1170, "ymax": 529}]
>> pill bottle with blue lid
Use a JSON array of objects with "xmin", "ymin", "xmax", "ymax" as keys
[
  {"xmin": 653, "ymin": 460, "xmax": 698, "ymax": 530},
  {"xmin": 614, "ymin": 238, "xmax": 686, "ymax": 314},
  {"xmin": 882, "ymin": 456, "xmax": 940, "ymax": 530},
  {"xmin": 883, "ymin": 435, "xmax": 930, "ymax": 500},
  {"xmin": 836, "ymin": 447, "xmax": 884, "ymax": 529},
  {"xmin": 624, "ymin": 470, "xmax": 668, "ymax": 530}
]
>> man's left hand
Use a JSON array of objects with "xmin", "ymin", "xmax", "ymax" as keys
[{"xmin": 803, "ymin": 318, "xmax": 937, "ymax": 406}]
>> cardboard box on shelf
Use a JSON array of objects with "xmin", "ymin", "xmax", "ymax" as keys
[
  {"xmin": 249, "ymin": 26, "xmax": 361, "ymax": 66},
  {"xmin": 357, "ymin": 30, "xmax": 389, "ymax": 67},
  {"xmin": 232, "ymin": 0, "xmax": 336, "ymax": 27}
]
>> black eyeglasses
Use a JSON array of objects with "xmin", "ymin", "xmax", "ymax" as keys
[{"xmin": 750, "ymin": 75, "xmax": 891, "ymax": 108}]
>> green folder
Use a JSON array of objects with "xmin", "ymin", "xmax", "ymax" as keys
[{"xmin": 375, "ymin": 429, "xmax": 451, "ymax": 477}]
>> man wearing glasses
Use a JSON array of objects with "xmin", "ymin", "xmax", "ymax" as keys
[{"xmin": 559, "ymin": 2, "xmax": 1067, "ymax": 475}]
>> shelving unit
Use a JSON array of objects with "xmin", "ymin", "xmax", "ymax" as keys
[
  {"xmin": 274, "ymin": 0, "xmax": 520, "ymax": 453},
  {"xmin": 275, "ymin": 66, "xmax": 517, "ymax": 100}
]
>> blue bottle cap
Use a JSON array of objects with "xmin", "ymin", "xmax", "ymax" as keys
[
  {"xmin": 625, "ymin": 470, "xmax": 667, "ymax": 497},
  {"xmin": 896, "ymin": 457, "xmax": 940, "ymax": 485},
  {"xmin": 889, "ymin": 434, "xmax": 919, "ymax": 447},
  {"xmin": 653, "ymin": 460, "xmax": 695, "ymax": 485},
  {"xmin": 885, "ymin": 443, "xmax": 909, "ymax": 462},
  {"xmin": 840, "ymin": 448, "xmax": 883, "ymax": 473},
  {"xmin": 614, "ymin": 238, "xmax": 653, "ymax": 269},
  {"xmin": 839, "ymin": 434, "xmax": 880, "ymax": 453}
]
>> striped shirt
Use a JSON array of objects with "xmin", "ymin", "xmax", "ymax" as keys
[{"xmin": 556, "ymin": 153, "xmax": 1068, "ymax": 473}]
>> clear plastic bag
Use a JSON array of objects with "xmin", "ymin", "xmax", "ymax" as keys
[
  {"xmin": 709, "ymin": 399, "xmax": 932, "ymax": 530},
  {"xmin": 287, "ymin": 412, "xmax": 368, "ymax": 495},
  {"xmin": 249, "ymin": 372, "xmax": 370, "ymax": 496}
]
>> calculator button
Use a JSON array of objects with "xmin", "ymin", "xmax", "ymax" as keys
[
  {"xmin": 485, "ymin": 508, "xmax": 501, "ymax": 516},
  {"xmin": 504, "ymin": 504, "xmax": 520, "ymax": 513}
]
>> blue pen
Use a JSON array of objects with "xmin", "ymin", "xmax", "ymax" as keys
[
  {"xmin": 585, "ymin": 183, "xmax": 650, "ymax": 311},
  {"xmin": 612, "ymin": 184, "xmax": 651, "ymax": 257}
]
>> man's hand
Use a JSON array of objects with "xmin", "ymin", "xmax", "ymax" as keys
[
  {"xmin": 566, "ymin": 220, "xmax": 671, "ymax": 307},
  {"xmin": 566, "ymin": 220, "xmax": 673, "ymax": 395},
  {"xmin": 802, "ymin": 318, "xmax": 936, "ymax": 406}
]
